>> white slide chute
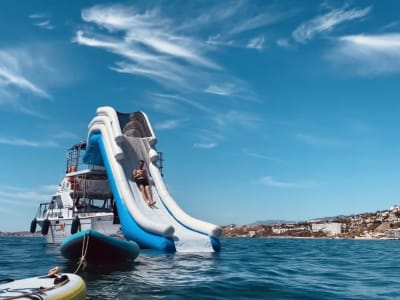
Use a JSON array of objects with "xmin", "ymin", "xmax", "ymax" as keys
[{"xmin": 84, "ymin": 106, "xmax": 221, "ymax": 252}]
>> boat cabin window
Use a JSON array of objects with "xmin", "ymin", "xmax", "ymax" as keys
[
  {"xmin": 74, "ymin": 198, "xmax": 113, "ymax": 213},
  {"xmin": 88, "ymin": 198, "xmax": 112, "ymax": 210},
  {"xmin": 52, "ymin": 195, "xmax": 64, "ymax": 209}
]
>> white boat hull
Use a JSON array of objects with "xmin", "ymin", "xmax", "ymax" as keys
[{"xmin": 38, "ymin": 214, "xmax": 120, "ymax": 244}]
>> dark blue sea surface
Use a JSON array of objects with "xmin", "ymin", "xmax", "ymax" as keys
[{"xmin": 0, "ymin": 237, "xmax": 399, "ymax": 299}]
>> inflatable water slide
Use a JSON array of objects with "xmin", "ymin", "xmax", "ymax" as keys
[{"xmin": 82, "ymin": 107, "xmax": 222, "ymax": 252}]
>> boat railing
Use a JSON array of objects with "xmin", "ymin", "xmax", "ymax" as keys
[
  {"xmin": 36, "ymin": 202, "xmax": 50, "ymax": 218},
  {"xmin": 36, "ymin": 202, "xmax": 74, "ymax": 220},
  {"xmin": 36, "ymin": 200, "xmax": 113, "ymax": 220},
  {"xmin": 66, "ymin": 141, "xmax": 102, "ymax": 174}
]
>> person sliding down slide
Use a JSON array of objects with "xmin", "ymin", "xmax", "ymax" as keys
[{"xmin": 132, "ymin": 160, "xmax": 156, "ymax": 207}]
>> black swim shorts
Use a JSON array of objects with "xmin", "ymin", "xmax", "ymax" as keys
[{"xmin": 136, "ymin": 178, "xmax": 149, "ymax": 187}]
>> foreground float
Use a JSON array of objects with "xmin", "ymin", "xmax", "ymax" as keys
[{"xmin": 0, "ymin": 268, "xmax": 86, "ymax": 300}]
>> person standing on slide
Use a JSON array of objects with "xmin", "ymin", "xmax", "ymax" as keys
[{"xmin": 132, "ymin": 160, "xmax": 156, "ymax": 207}]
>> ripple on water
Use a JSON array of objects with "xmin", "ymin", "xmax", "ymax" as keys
[{"xmin": 1, "ymin": 237, "xmax": 400, "ymax": 299}]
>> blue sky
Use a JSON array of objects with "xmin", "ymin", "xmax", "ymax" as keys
[{"xmin": 1, "ymin": 0, "xmax": 400, "ymax": 231}]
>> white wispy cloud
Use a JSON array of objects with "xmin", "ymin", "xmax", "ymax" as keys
[
  {"xmin": 230, "ymin": 10, "xmax": 294, "ymax": 35},
  {"xmin": 34, "ymin": 20, "xmax": 55, "ymax": 30},
  {"xmin": 193, "ymin": 142, "xmax": 217, "ymax": 149},
  {"xmin": 193, "ymin": 129, "xmax": 224, "ymax": 150},
  {"xmin": 74, "ymin": 3, "xmax": 279, "ymax": 100},
  {"xmin": 246, "ymin": 35, "xmax": 266, "ymax": 50},
  {"xmin": 243, "ymin": 149, "xmax": 284, "ymax": 163},
  {"xmin": 29, "ymin": 13, "xmax": 48, "ymax": 19},
  {"xmin": 0, "ymin": 50, "xmax": 50, "ymax": 100},
  {"xmin": 204, "ymin": 80, "xmax": 258, "ymax": 101},
  {"xmin": 214, "ymin": 110, "xmax": 261, "ymax": 128},
  {"xmin": 293, "ymin": 6, "xmax": 371, "ymax": 43},
  {"xmin": 154, "ymin": 119, "xmax": 183, "ymax": 130},
  {"xmin": 204, "ymin": 83, "xmax": 236, "ymax": 96},
  {"xmin": 206, "ymin": 34, "xmax": 235, "ymax": 47},
  {"xmin": 276, "ymin": 38, "xmax": 293, "ymax": 49},
  {"xmin": 149, "ymin": 93, "xmax": 215, "ymax": 114},
  {"xmin": 0, "ymin": 69, "xmax": 49, "ymax": 99},
  {"xmin": 181, "ymin": 1, "xmax": 294, "ymax": 37},
  {"xmin": 75, "ymin": 5, "xmax": 222, "ymax": 92},
  {"xmin": 259, "ymin": 176, "xmax": 312, "ymax": 188},
  {"xmin": 179, "ymin": 0, "xmax": 244, "ymax": 31},
  {"xmin": 204, "ymin": 4, "xmax": 296, "ymax": 49},
  {"xmin": 0, "ymin": 46, "xmax": 65, "ymax": 115},
  {"xmin": 327, "ymin": 33, "xmax": 400, "ymax": 75},
  {"xmin": 75, "ymin": 3, "xmax": 264, "ymax": 149},
  {"xmin": 296, "ymin": 133, "xmax": 344, "ymax": 147},
  {"xmin": 0, "ymin": 137, "xmax": 58, "ymax": 148},
  {"xmin": 29, "ymin": 13, "xmax": 55, "ymax": 30},
  {"xmin": 381, "ymin": 21, "xmax": 400, "ymax": 31}
]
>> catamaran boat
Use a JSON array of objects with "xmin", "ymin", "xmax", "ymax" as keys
[{"xmin": 30, "ymin": 107, "xmax": 222, "ymax": 252}]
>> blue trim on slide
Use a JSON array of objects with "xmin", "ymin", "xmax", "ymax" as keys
[
  {"xmin": 87, "ymin": 133, "xmax": 175, "ymax": 251},
  {"xmin": 158, "ymin": 195, "xmax": 221, "ymax": 251},
  {"xmin": 83, "ymin": 131, "xmax": 104, "ymax": 166},
  {"xmin": 210, "ymin": 237, "xmax": 221, "ymax": 252}
]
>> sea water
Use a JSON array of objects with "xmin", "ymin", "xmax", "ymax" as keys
[{"xmin": 0, "ymin": 237, "xmax": 399, "ymax": 299}]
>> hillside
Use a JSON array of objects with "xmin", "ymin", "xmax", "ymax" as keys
[{"xmin": 223, "ymin": 205, "xmax": 400, "ymax": 239}]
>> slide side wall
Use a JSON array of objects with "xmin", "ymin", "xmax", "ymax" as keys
[{"xmin": 91, "ymin": 133, "xmax": 175, "ymax": 251}]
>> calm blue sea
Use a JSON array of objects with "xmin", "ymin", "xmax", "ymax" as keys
[{"xmin": 0, "ymin": 237, "xmax": 399, "ymax": 299}]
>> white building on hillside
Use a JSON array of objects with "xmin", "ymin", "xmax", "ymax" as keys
[
  {"xmin": 386, "ymin": 229, "xmax": 400, "ymax": 239},
  {"xmin": 311, "ymin": 223, "xmax": 342, "ymax": 235}
]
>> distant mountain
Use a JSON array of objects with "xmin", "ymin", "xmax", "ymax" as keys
[
  {"xmin": 254, "ymin": 215, "xmax": 354, "ymax": 225},
  {"xmin": 308, "ymin": 215, "xmax": 354, "ymax": 222}
]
